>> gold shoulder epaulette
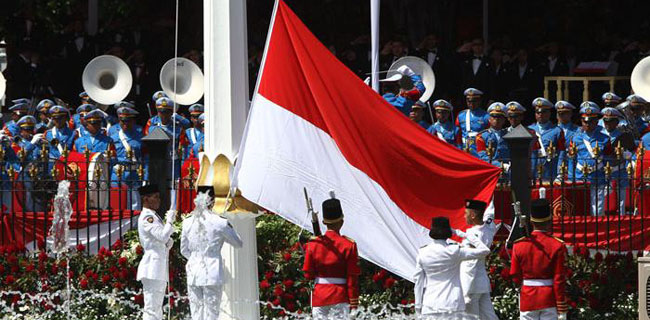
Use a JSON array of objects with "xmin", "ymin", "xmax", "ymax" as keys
[
  {"xmin": 343, "ymin": 235, "xmax": 355, "ymax": 243},
  {"xmin": 513, "ymin": 237, "xmax": 527, "ymax": 243},
  {"xmin": 552, "ymin": 236, "xmax": 565, "ymax": 243},
  {"xmin": 309, "ymin": 236, "xmax": 319, "ymax": 241}
]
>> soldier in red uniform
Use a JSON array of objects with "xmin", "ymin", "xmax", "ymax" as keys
[
  {"xmin": 510, "ymin": 199, "xmax": 568, "ymax": 320},
  {"xmin": 302, "ymin": 193, "xmax": 360, "ymax": 319}
]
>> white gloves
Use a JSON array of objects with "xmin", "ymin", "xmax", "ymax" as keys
[
  {"xmin": 165, "ymin": 210, "xmax": 177, "ymax": 225},
  {"xmin": 452, "ymin": 228, "xmax": 466, "ymax": 238},
  {"xmin": 30, "ymin": 133, "xmax": 44, "ymax": 145},
  {"xmin": 396, "ymin": 65, "xmax": 416, "ymax": 77},
  {"xmin": 166, "ymin": 238, "xmax": 174, "ymax": 250},
  {"xmin": 558, "ymin": 312, "xmax": 567, "ymax": 320}
]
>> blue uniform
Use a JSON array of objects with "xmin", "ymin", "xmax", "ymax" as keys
[
  {"xmin": 382, "ymin": 74, "xmax": 425, "ymax": 116},
  {"xmin": 185, "ymin": 127, "xmax": 204, "ymax": 159},
  {"xmin": 45, "ymin": 126, "xmax": 75, "ymax": 159},
  {"xmin": 557, "ymin": 123, "xmax": 580, "ymax": 170},
  {"xmin": 567, "ymin": 129, "xmax": 611, "ymax": 216},
  {"xmin": 476, "ymin": 128, "xmax": 509, "ymax": 167},
  {"xmin": 12, "ymin": 138, "xmax": 40, "ymax": 162},
  {"xmin": 455, "ymin": 108, "xmax": 490, "ymax": 156},
  {"xmin": 529, "ymin": 122, "xmax": 565, "ymax": 181},
  {"xmin": 427, "ymin": 121, "xmax": 460, "ymax": 147},
  {"xmin": 73, "ymin": 131, "xmax": 114, "ymax": 155},
  {"xmin": 109, "ymin": 125, "xmax": 148, "ymax": 186},
  {"xmin": 145, "ymin": 117, "xmax": 187, "ymax": 178},
  {"xmin": 3, "ymin": 121, "xmax": 19, "ymax": 137},
  {"xmin": 191, "ymin": 135, "xmax": 204, "ymax": 158}
]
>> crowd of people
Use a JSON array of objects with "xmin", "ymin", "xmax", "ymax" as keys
[
  {"xmin": 386, "ymin": 63, "xmax": 650, "ymax": 217},
  {"xmin": 0, "ymin": 91, "xmax": 203, "ymax": 212}
]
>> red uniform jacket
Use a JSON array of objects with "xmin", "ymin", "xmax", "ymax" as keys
[
  {"xmin": 302, "ymin": 230, "xmax": 360, "ymax": 307},
  {"xmin": 510, "ymin": 230, "xmax": 568, "ymax": 313}
]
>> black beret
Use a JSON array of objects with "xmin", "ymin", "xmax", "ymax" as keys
[
  {"xmin": 138, "ymin": 184, "xmax": 159, "ymax": 196},
  {"xmin": 465, "ymin": 199, "xmax": 487, "ymax": 212}
]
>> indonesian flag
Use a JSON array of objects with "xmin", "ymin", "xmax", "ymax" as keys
[{"xmin": 234, "ymin": 0, "xmax": 500, "ymax": 280}]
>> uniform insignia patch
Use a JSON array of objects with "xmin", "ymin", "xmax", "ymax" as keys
[{"xmin": 146, "ymin": 216, "xmax": 154, "ymax": 223}]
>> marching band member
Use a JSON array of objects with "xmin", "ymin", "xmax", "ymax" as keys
[
  {"xmin": 137, "ymin": 184, "xmax": 177, "ymax": 320},
  {"xmin": 601, "ymin": 107, "xmax": 635, "ymax": 215},
  {"xmin": 145, "ymin": 97, "xmax": 189, "ymax": 178},
  {"xmin": 427, "ymin": 99, "xmax": 461, "ymax": 147},
  {"xmin": 476, "ymin": 102, "xmax": 510, "ymax": 168},
  {"xmin": 555, "ymin": 101, "xmax": 579, "ymax": 173},
  {"xmin": 602, "ymin": 92, "xmax": 622, "ymax": 108},
  {"xmin": 11, "ymin": 115, "xmax": 41, "ymax": 162},
  {"xmin": 72, "ymin": 104, "xmax": 95, "ymax": 138},
  {"xmin": 189, "ymin": 114, "xmax": 205, "ymax": 158},
  {"xmin": 35, "ymin": 99, "xmax": 54, "ymax": 133},
  {"xmin": 506, "ymin": 101, "xmax": 526, "ymax": 130},
  {"xmin": 73, "ymin": 109, "xmax": 116, "ymax": 157},
  {"xmin": 70, "ymin": 93, "xmax": 94, "ymax": 129},
  {"xmin": 409, "ymin": 101, "xmax": 429, "ymax": 129},
  {"xmin": 380, "ymin": 65, "xmax": 426, "ymax": 116},
  {"xmin": 79, "ymin": 91, "xmax": 91, "ymax": 104},
  {"xmin": 626, "ymin": 94, "xmax": 649, "ymax": 136},
  {"xmin": 510, "ymin": 199, "xmax": 568, "ymax": 320},
  {"xmin": 456, "ymin": 88, "xmax": 489, "ymax": 156},
  {"xmin": 413, "ymin": 216, "xmax": 489, "ymax": 317},
  {"xmin": 529, "ymin": 97, "xmax": 565, "ymax": 181},
  {"xmin": 599, "ymin": 93, "xmax": 627, "ymax": 128},
  {"xmin": 566, "ymin": 103, "xmax": 612, "ymax": 216},
  {"xmin": 108, "ymin": 101, "xmax": 139, "ymax": 136},
  {"xmin": 181, "ymin": 187, "xmax": 243, "ymax": 320},
  {"xmin": 4, "ymin": 101, "xmax": 31, "ymax": 137},
  {"xmin": 185, "ymin": 104, "xmax": 204, "ymax": 158},
  {"xmin": 45, "ymin": 105, "xmax": 75, "ymax": 159},
  {"xmin": 459, "ymin": 200, "xmax": 498, "ymax": 320},
  {"xmin": 110, "ymin": 106, "xmax": 147, "ymax": 210},
  {"xmin": 303, "ymin": 192, "xmax": 360, "ymax": 319}
]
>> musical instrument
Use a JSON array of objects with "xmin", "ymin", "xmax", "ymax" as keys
[
  {"xmin": 387, "ymin": 56, "xmax": 435, "ymax": 102},
  {"xmin": 632, "ymin": 56, "xmax": 650, "ymax": 102},
  {"xmin": 0, "ymin": 72, "xmax": 5, "ymax": 100},
  {"xmin": 159, "ymin": 57, "xmax": 204, "ymax": 105},
  {"xmin": 53, "ymin": 151, "xmax": 110, "ymax": 210},
  {"xmin": 82, "ymin": 55, "xmax": 133, "ymax": 105}
]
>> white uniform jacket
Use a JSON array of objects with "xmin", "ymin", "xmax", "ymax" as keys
[
  {"xmin": 413, "ymin": 234, "xmax": 490, "ymax": 315},
  {"xmin": 137, "ymin": 208, "xmax": 174, "ymax": 282},
  {"xmin": 180, "ymin": 213, "xmax": 243, "ymax": 286},
  {"xmin": 460, "ymin": 220, "xmax": 498, "ymax": 297}
]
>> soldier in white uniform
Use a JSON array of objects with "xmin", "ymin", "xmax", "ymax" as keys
[
  {"xmin": 459, "ymin": 199, "xmax": 498, "ymax": 319},
  {"xmin": 136, "ymin": 184, "xmax": 177, "ymax": 320},
  {"xmin": 414, "ymin": 216, "xmax": 490, "ymax": 318},
  {"xmin": 181, "ymin": 187, "xmax": 243, "ymax": 320}
]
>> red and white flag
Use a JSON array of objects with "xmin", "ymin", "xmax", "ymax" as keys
[{"xmin": 234, "ymin": 0, "xmax": 500, "ymax": 280}]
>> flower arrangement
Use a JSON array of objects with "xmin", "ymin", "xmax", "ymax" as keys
[{"xmin": 0, "ymin": 214, "xmax": 640, "ymax": 319}]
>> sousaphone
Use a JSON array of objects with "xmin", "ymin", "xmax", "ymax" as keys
[
  {"xmin": 631, "ymin": 56, "xmax": 650, "ymax": 101},
  {"xmin": 160, "ymin": 57, "xmax": 204, "ymax": 106},
  {"xmin": 387, "ymin": 56, "xmax": 436, "ymax": 102},
  {"xmin": 82, "ymin": 55, "xmax": 133, "ymax": 105}
]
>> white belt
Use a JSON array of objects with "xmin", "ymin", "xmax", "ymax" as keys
[
  {"xmin": 315, "ymin": 277, "xmax": 346, "ymax": 285},
  {"xmin": 523, "ymin": 279, "xmax": 553, "ymax": 287}
]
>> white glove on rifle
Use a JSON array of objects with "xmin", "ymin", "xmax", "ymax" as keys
[
  {"xmin": 396, "ymin": 65, "xmax": 416, "ymax": 77},
  {"xmin": 558, "ymin": 312, "xmax": 567, "ymax": 320},
  {"xmin": 166, "ymin": 238, "xmax": 173, "ymax": 250},
  {"xmin": 165, "ymin": 210, "xmax": 177, "ymax": 225}
]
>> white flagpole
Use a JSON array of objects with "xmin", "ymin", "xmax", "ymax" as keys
[{"xmin": 370, "ymin": 0, "xmax": 380, "ymax": 92}]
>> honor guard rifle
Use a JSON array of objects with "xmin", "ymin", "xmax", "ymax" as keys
[{"xmin": 303, "ymin": 188, "xmax": 322, "ymax": 237}]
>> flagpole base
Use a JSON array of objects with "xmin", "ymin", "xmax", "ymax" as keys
[{"xmin": 220, "ymin": 211, "xmax": 261, "ymax": 320}]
